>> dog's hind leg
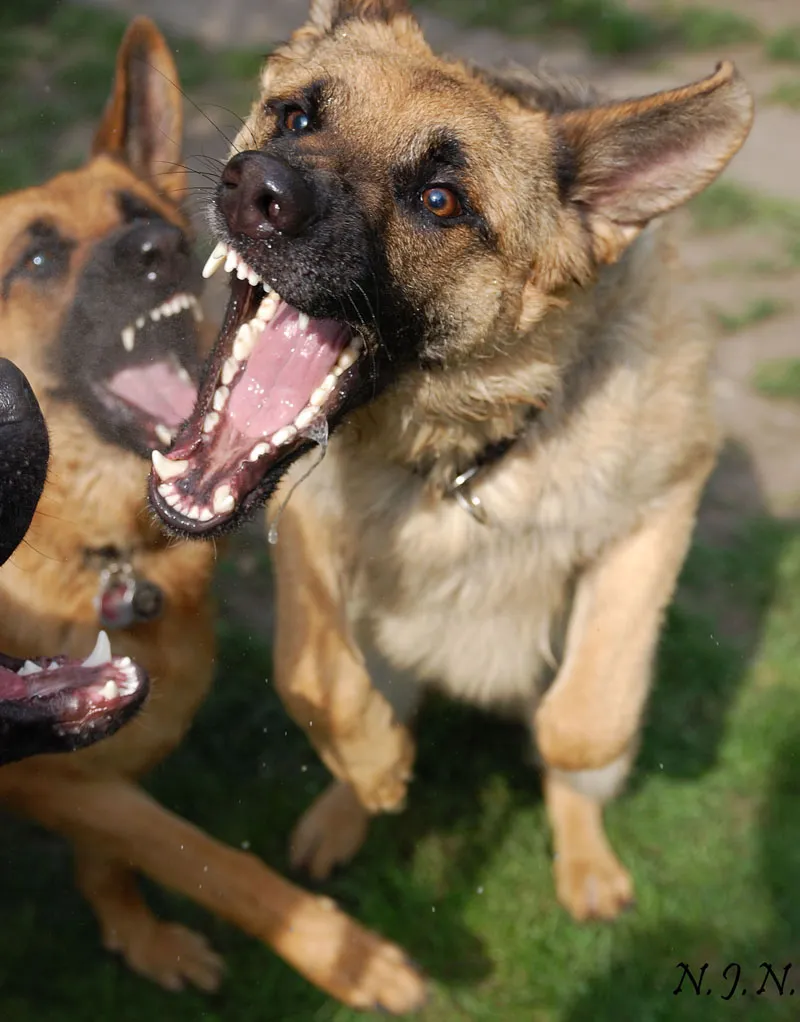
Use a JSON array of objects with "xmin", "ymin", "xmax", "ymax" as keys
[
  {"xmin": 533, "ymin": 457, "xmax": 713, "ymax": 919},
  {"xmin": 4, "ymin": 774, "xmax": 428, "ymax": 1013}
]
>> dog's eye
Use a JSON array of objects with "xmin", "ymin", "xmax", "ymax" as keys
[
  {"xmin": 421, "ymin": 186, "xmax": 463, "ymax": 219},
  {"xmin": 5, "ymin": 224, "xmax": 74, "ymax": 296},
  {"xmin": 284, "ymin": 107, "xmax": 312, "ymax": 134}
]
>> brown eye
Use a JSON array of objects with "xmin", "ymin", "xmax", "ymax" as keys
[
  {"xmin": 422, "ymin": 186, "xmax": 462, "ymax": 218},
  {"xmin": 284, "ymin": 107, "xmax": 311, "ymax": 134}
]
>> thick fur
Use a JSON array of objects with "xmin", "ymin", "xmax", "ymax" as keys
[
  {"xmin": 226, "ymin": 0, "xmax": 758, "ymax": 918},
  {"xmin": 0, "ymin": 16, "xmax": 425, "ymax": 1013}
]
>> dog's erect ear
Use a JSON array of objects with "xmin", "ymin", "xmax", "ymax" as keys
[
  {"xmin": 553, "ymin": 61, "xmax": 753, "ymax": 264},
  {"xmin": 92, "ymin": 17, "xmax": 185, "ymax": 199},
  {"xmin": 307, "ymin": 0, "xmax": 411, "ymax": 33}
]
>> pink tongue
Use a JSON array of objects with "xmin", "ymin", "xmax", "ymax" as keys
[
  {"xmin": 228, "ymin": 304, "xmax": 349, "ymax": 438},
  {"xmin": 106, "ymin": 361, "xmax": 197, "ymax": 427}
]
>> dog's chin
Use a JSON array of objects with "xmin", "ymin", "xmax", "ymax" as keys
[{"xmin": 148, "ymin": 246, "xmax": 369, "ymax": 539}]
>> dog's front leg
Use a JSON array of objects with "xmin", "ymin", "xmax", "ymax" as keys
[
  {"xmin": 534, "ymin": 459, "xmax": 713, "ymax": 918},
  {"xmin": 271, "ymin": 496, "xmax": 415, "ymax": 878}
]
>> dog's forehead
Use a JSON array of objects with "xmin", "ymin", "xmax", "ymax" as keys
[{"xmin": 0, "ymin": 156, "xmax": 183, "ymax": 251}]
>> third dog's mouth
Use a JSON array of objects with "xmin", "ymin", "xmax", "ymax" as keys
[{"xmin": 148, "ymin": 242, "xmax": 364, "ymax": 535}]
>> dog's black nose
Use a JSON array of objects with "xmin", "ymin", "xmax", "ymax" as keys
[
  {"xmin": 220, "ymin": 151, "xmax": 316, "ymax": 238},
  {"xmin": 115, "ymin": 221, "xmax": 191, "ymax": 283},
  {"xmin": 0, "ymin": 358, "xmax": 41, "ymax": 428}
]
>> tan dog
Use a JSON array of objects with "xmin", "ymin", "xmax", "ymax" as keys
[
  {"xmin": 0, "ymin": 15, "xmax": 425, "ymax": 1014},
  {"xmin": 148, "ymin": 0, "xmax": 754, "ymax": 921}
]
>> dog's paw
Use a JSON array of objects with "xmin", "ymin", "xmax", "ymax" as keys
[
  {"xmin": 106, "ymin": 919, "xmax": 225, "ymax": 992},
  {"xmin": 553, "ymin": 847, "xmax": 635, "ymax": 921},
  {"xmin": 278, "ymin": 894, "xmax": 428, "ymax": 1014},
  {"xmin": 290, "ymin": 780, "xmax": 370, "ymax": 880}
]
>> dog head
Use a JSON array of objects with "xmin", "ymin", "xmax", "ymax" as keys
[
  {"xmin": 0, "ymin": 358, "xmax": 148, "ymax": 765},
  {"xmin": 0, "ymin": 16, "xmax": 202, "ymax": 465},
  {"xmin": 148, "ymin": 0, "xmax": 754, "ymax": 537}
]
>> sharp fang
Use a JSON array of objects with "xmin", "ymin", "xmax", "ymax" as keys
[
  {"xmin": 213, "ymin": 485, "xmax": 235, "ymax": 515},
  {"xmin": 202, "ymin": 242, "xmax": 227, "ymax": 279},
  {"xmin": 247, "ymin": 268, "xmax": 261, "ymax": 287},
  {"xmin": 101, "ymin": 680, "xmax": 120, "ymax": 700},
  {"xmin": 298, "ymin": 312, "xmax": 310, "ymax": 332},
  {"xmin": 152, "ymin": 450, "xmax": 188, "ymax": 481},
  {"xmin": 198, "ymin": 508, "xmax": 214, "ymax": 522},
  {"xmin": 17, "ymin": 660, "xmax": 43, "ymax": 676},
  {"xmin": 271, "ymin": 425, "xmax": 297, "ymax": 447},
  {"xmin": 83, "ymin": 630, "xmax": 112, "ymax": 669},
  {"xmin": 235, "ymin": 261, "xmax": 250, "ymax": 281},
  {"xmin": 249, "ymin": 442, "xmax": 270, "ymax": 461},
  {"xmin": 213, "ymin": 387, "xmax": 229, "ymax": 412},
  {"xmin": 233, "ymin": 322, "xmax": 255, "ymax": 361},
  {"xmin": 221, "ymin": 357, "xmax": 239, "ymax": 386},
  {"xmin": 135, "ymin": 316, "xmax": 145, "ymax": 330},
  {"xmin": 224, "ymin": 249, "xmax": 239, "ymax": 274},
  {"xmin": 155, "ymin": 424, "xmax": 173, "ymax": 446},
  {"xmin": 294, "ymin": 406, "xmax": 317, "ymax": 430},
  {"xmin": 203, "ymin": 411, "xmax": 220, "ymax": 434}
]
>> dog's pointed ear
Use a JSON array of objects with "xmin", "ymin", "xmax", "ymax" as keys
[
  {"xmin": 92, "ymin": 17, "xmax": 185, "ymax": 200},
  {"xmin": 553, "ymin": 61, "xmax": 753, "ymax": 264},
  {"xmin": 307, "ymin": 0, "xmax": 411, "ymax": 32}
]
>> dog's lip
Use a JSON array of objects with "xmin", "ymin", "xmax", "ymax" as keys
[{"xmin": 148, "ymin": 241, "xmax": 365, "ymax": 536}]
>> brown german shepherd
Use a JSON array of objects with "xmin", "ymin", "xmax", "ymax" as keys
[
  {"xmin": 149, "ymin": 0, "xmax": 754, "ymax": 921},
  {"xmin": 0, "ymin": 15, "xmax": 425, "ymax": 1014}
]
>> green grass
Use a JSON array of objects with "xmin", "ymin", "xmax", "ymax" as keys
[
  {"xmin": 766, "ymin": 79, "xmax": 800, "ymax": 110},
  {"xmin": 752, "ymin": 359, "xmax": 800, "ymax": 402},
  {"xmin": 765, "ymin": 26, "xmax": 800, "ymax": 64},
  {"xmin": 690, "ymin": 182, "xmax": 800, "ymax": 269},
  {"xmin": 715, "ymin": 297, "xmax": 790, "ymax": 334},
  {"xmin": 1, "ymin": 512, "xmax": 800, "ymax": 1021}
]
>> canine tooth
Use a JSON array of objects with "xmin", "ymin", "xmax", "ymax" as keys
[
  {"xmin": 213, "ymin": 386, "xmax": 229, "ymax": 412},
  {"xmin": 152, "ymin": 450, "xmax": 188, "ymax": 481},
  {"xmin": 203, "ymin": 411, "xmax": 220, "ymax": 434},
  {"xmin": 155, "ymin": 424, "xmax": 173, "ymax": 446},
  {"xmin": 235, "ymin": 261, "xmax": 250, "ymax": 281},
  {"xmin": 247, "ymin": 267, "xmax": 261, "ymax": 288},
  {"xmin": 213, "ymin": 484, "xmax": 235, "ymax": 515},
  {"xmin": 257, "ymin": 296, "xmax": 279, "ymax": 322},
  {"xmin": 17, "ymin": 660, "xmax": 43, "ymax": 676},
  {"xmin": 294, "ymin": 406, "xmax": 317, "ymax": 430},
  {"xmin": 233, "ymin": 322, "xmax": 255, "ymax": 361},
  {"xmin": 223, "ymin": 248, "xmax": 239, "ymax": 274},
  {"xmin": 271, "ymin": 425, "xmax": 297, "ymax": 447},
  {"xmin": 298, "ymin": 312, "xmax": 310, "ymax": 332},
  {"xmin": 202, "ymin": 242, "xmax": 227, "ymax": 279},
  {"xmin": 135, "ymin": 316, "xmax": 145, "ymax": 330},
  {"xmin": 198, "ymin": 508, "xmax": 214, "ymax": 522},
  {"xmin": 101, "ymin": 680, "xmax": 120, "ymax": 700},
  {"xmin": 221, "ymin": 357, "xmax": 239, "ymax": 386},
  {"xmin": 249, "ymin": 442, "xmax": 270, "ymax": 461},
  {"xmin": 121, "ymin": 326, "xmax": 135, "ymax": 352},
  {"xmin": 83, "ymin": 631, "xmax": 112, "ymax": 669}
]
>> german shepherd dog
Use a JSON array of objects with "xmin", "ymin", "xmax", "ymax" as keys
[
  {"xmin": 0, "ymin": 15, "xmax": 425, "ymax": 1014},
  {"xmin": 0, "ymin": 357, "xmax": 148, "ymax": 765},
  {"xmin": 149, "ymin": 0, "xmax": 754, "ymax": 921}
]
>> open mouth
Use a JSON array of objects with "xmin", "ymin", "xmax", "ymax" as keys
[
  {"xmin": 148, "ymin": 242, "xmax": 364, "ymax": 533},
  {"xmin": 0, "ymin": 630, "xmax": 148, "ymax": 756},
  {"xmin": 92, "ymin": 290, "xmax": 202, "ymax": 451}
]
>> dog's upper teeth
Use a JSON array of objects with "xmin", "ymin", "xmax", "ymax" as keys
[
  {"xmin": 83, "ymin": 630, "xmax": 112, "ymax": 669},
  {"xmin": 203, "ymin": 242, "xmax": 228, "ymax": 279},
  {"xmin": 101, "ymin": 680, "xmax": 119, "ymax": 700},
  {"xmin": 224, "ymin": 248, "xmax": 239, "ymax": 274},
  {"xmin": 154, "ymin": 424, "xmax": 174, "ymax": 446},
  {"xmin": 152, "ymin": 450, "xmax": 188, "ymax": 481},
  {"xmin": 121, "ymin": 326, "xmax": 135, "ymax": 352},
  {"xmin": 247, "ymin": 267, "xmax": 261, "ymax": 288},
  {"xmin": 135, "ymin": 316, "xmax": 145, "ymax": 330},
  {"xmin": 235, "ymin": 261, "xmax": 250, "ymax": 282},
  {"xmin": 17, "ymin": 660, "xmax": 43, "ymax": 676},
  {"xmin": 150, "ymin": 308, "xmax": 162, "ymax": 322},
  {"xmin": 298, "ymin": 312, "xmax": 310, "ymax": 332}
]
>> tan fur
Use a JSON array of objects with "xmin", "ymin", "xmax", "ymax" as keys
[
  {"xmin": 260, "ymin": 0, "xmax": 754, "ymax": 918},
  {"xmin": 0, "ymin": 16, "xmax": 426, "ymax": 1012}
]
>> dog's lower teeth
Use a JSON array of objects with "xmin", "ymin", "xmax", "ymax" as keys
[
  {"xmin": 213, "ymin": 387, "xmax": 229, "ymax": 412},
  {"xmin": 221, "ymin": 357, "xmax": 239, "ymax": 386},
  {"xmin": 294, "ymin": 406, "xmax": 318, "ymax": 430},
  {"xmin": 121, "ymin": 326, "xmax": 135, "ymax": 352},
  {"xmin": 249, "ymin": 442, "xmax": 270, "ymax": 461},
  {"xmin": 271, "ymin": 425, "xmax": 297, "ymax": 447},
  {"xmin": 198, "ymin": 508, "xmax": 214, "ymax": 522},
  {"xmin": 203, "ymin": 412, "xmax": 220, "ymax": 434},
  {"xmin": 186, "ymin": 506, "xmax": 202, "ymax": 521},
  {"xmin": 101, "ymin": 680, "xmax": 119, "ymax": 700},
  {"xmin": 213, "ymin": 485, "xmax": 235, "ymax": 515}
]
